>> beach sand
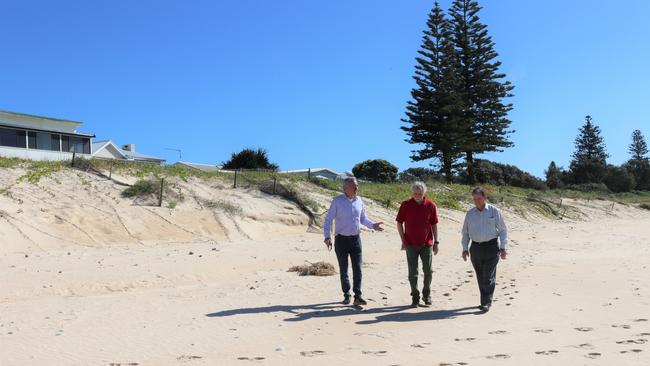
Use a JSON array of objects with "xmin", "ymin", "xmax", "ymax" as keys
[{"xmin": 1, "ymin": 169, "xmax": 649, "ymax": 365}]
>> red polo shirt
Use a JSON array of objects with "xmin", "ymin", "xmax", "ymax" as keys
[{"xmin": 396, "ymin": 197, "xmax": 438, "ymax": 246}]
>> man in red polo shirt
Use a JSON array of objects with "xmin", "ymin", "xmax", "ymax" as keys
[{"xmin": 396, "ymin": 181, "xmax": 439, "ymax": 308}]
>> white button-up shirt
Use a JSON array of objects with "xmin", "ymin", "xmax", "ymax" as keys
[{"xmin": 461, "ymin": 203, "xmax": 508, "ymax": 251}]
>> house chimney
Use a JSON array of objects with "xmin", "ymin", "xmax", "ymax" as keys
[{"xmin": 122, "ymin": 144, "xmax": 136, "ymax": 152}]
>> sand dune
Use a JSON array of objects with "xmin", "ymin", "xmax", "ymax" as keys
[{"xmin": 1, "ymin": 168, "xmax": 649, "ymax": 365}]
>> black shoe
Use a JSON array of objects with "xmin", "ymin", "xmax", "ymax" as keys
[
  {"xmin": 353, "ymin": 296, "xmax": 367, "ymax": 306},
  {"xmin": 424, "ymin": 297, "xmax": 432, "ymax": 306},
  {"xmin": 411, "ymin": 297, "xmax": 420, "ymax": 308},
  {"xmin": 342, "ymin": 295, "xmax": 351, "ymax": 305},
  {"xmin": 479, "ymin": 304, "xmax": 491, "ymax": 313}
]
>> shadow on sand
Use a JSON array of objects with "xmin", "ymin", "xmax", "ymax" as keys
[
  {"xmin": 206, "ymin": 302, "xmax": 481, "ymax": 323},
  {"xmin": 356, "ymin": 306, "xmax": 481, "ymax": 325}
]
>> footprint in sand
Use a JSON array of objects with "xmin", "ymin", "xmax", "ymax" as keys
[
  {"xmin": 574, "ymin": 327, "xmax": 594, "ymax": 332},
  {"xmin": 635, "ymin": 333, "xmax": 650, "ymax": 337},
  {"xmin": 489, "ymin": 330, "xmax": 508, "ymax": 335},
  {"xmin": 616, "ymin": 339, "xmax": 647, "ymax": 345},
  {"xmin": 486, "ymin": 354, "xmax": 510, "ymax": 360},
  {"xmin": 454, "ymin": 337, "xmax": 476, "ymax": 342},
  {"xmin": 534, "ymin": 328, "xmax": 553, "ymax": 334},
  {"xmin": 237, "ymin": 357, "xmax": 266, "ymax": 361},
  {"xmin": 411, "ymin": 343, "xmax": 431, "ymax": 348},
  {"xmin": 612, "ymin": 324, "xmax": 631, "ymax": 329},
  {"xmin": 633, "ymin": 318, "xmax": 648, "ymax": 322},
  {"xmin": 176, "ymin": 355, "xmax": 203, "ymax": 362},
  {"xmin": 299, "ymin": 351, "xmax": 326, "ymax": 357},
  {"xmin": 572, "ymin": 343, "xmax": 595, "ymax": 350},
  {"xmin": 362, "ymin": 350, "xmax": 388, "ymax": 356},
  {"xmin": 440, "ymin": 363, "xmax": 468, "ymax": 366},
  {"xmin": 109, "ymin": 363, "xmax": 139, "ymax": 366},
  {"xmin": 620, "ymin": 349, "xmax": 643, "ymax": 354},
  {"xmin": 584, "ymin": 353, "xmax": 601, "ymax": 359},
  {"xmin": 535, "ymin": 350, "xmax": 559, "ymax": 355}
]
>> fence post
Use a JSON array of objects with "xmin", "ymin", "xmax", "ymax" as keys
[
  {"xmin": 233, "ymin": 170, "xmax": 238, "ymax": 188},
  {"xmin": 308, "ymin": 168, "xmax": 311, "ymax": 181},
  {"xmin": 109, "ymin": 160, "xmax": 114, "ymax": 179},
  {"xmin": 71, "ymin": 151, "xmax": 76, "ymax": 167},
  {"xmin": 158, "ymin": 178, "xmax": 164, "ymax": 207},
  {"xmin": 273, "ymin": 176, "xmax": 277, "ymax": 195}
]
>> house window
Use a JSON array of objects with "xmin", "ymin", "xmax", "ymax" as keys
[
  {"xmin": 0, "ymin": 127, "xmax": 27, "ymax": 148},
  {"xmin": 61, "ymin": 135, "xmax": 70, "ymax": 152},
  {"xmin": 70, "ymin": 137, "xmax": 90, "ymax": 154},
  {"xmin": 27, "ymin": 131, "xmax": 36, "ymax": 149},
  {"xmin": 50, "ymin": 134, "xmax": 61, "ymax": 151},
  {"xmin": 35, "ymin": 132, "xmax": 53, "ymax": 151}
]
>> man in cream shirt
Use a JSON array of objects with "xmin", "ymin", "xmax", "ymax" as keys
[{"xmin": 461, "ymin": 187, "xmax": 508, "ymax": 312}]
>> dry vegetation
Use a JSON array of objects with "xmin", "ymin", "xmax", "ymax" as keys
[{"xmin": 288, "ymin": 261, "xmax": 336, "ymax": 276}]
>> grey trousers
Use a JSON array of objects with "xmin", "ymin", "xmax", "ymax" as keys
[{"xmin": 469, "ymin": 239, "xmax": 500, "ymax": 306}]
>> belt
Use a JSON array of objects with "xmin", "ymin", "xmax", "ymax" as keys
[
  {"xmin": 336, "ymin": 234, "xmax": 359, "ymax": 238},
  {"xmin": 472, "ymin": 238, "xmax": 498, "ymax": 245}
]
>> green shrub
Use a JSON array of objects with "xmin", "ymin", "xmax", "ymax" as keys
[
  {"xmin": 603, "ymin": 165, "xmax": 636, "ymax": 193},
  {"xmin": 222, "ymin": 148, "xmax": 278, "ymax": 171},
  {"xmin": 640, "ymin": 203, "xmax": 650, "ymax": 210},
  {"xmin": 352, "ymin": 159, "xmax": 398, "ymax": 183},
  {"xmin": 459, "ymin": 159, "xmax": 547, "ymax": 190},
  {"xmin": 122, "ymin": 179, "xmax": 156, "ymax": 197},
  {"xmin": 398, "ymin": 167, "xmax": 441, "ymax": 182}
]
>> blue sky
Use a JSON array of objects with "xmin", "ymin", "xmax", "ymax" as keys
[{"xmin": 1, "ymin": 0, "xmax": 648, "ymax": 177}]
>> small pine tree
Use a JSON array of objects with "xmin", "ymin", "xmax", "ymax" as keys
[
  {"xmin": 402, "ymin": 2, "xmax": 463, "ymax": 182},
  {"xmin": 448, "ymin": 0, "xmax": 515, "ymax": 184},
  {"xmin": 545, "ymin": 161, "xmax": 564, "ymax": 189},
  {"xmin": 569, "ymin": 116, "xmax": 609, "ymax": 184},
  {"xmin": 629, "ymin": 129, "xmax": 649, "ymax": 161},
  {"xmin": 625, "ymin": 129, "xmax": 650, "ymax": 190}
]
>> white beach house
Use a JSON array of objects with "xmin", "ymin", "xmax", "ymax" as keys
[
  {"xmin": 0, "ymin": 109, "xmax": 166, "ymax": 165},
  {"xmin": 92, "ymin": 140, "xmax": 166, "ymax": 165},
  {"xmin": 0, "ymin": 109, "xmax": 94, "ymax": 161},
  {"xmin": 280, "ymin": 168, "xmax": 350, "ymax": 180}
]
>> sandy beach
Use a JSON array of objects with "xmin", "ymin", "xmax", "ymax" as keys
[{"xmin": 1, "ymin": 169, "xmax": 650, "ymax": 365}]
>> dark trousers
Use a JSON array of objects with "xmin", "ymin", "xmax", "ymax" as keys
[
  {"xmin": 334, "ymin": 235, "xmax": 362, "ymax": 297},
  {"xmin": 405, "ymin": 245, "xmax": 433, "ymax": 300},
  {"xmin": 469, "ymin": 239, "xmax": 499, "ymax": 306}
]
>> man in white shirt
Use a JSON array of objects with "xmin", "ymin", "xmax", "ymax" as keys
[{"xmin": 461, "ymin": 187, "xmax": 508, "ymax": 312}]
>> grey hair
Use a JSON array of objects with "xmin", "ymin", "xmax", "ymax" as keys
[
  {"xmin": 342, "ymin": 177, "xmax": 358, "ymax": 189},
  {"xmin": 411, "ymin": 181, "xmax": 427, "ymax": 194}
]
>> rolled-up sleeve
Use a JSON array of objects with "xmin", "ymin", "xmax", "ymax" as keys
[
  {"xmin": 461, "ymin": 212, "xmax": 471, "ymax": 251},
  {"xmin": 359, "ymin": 200, "xmax": 375, "ymax": 229},
  {"xmin": 495, "ymin": 208, "xmax": 508, "ymax": 249},
  {"xmin": 323, "ymin": 199, "xmax": 337, "ymax": 239}
]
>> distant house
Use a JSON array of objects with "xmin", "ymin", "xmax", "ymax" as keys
[
  {"xmin": 174, "ymin": 161, "xmax": 224, "ymax": 173},
  {"xmin": 0, "ymin": 109, "xmax": 94, "ymax": 161},
  {"xmin": 280, "ymin": 168, "xmax": 349, "ymax": 180},
  {"xmin": 92, "ymin": 140, "xmax": 165, "ymax": 165}
]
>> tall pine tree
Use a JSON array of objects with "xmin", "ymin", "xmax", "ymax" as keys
[
  {"xmin": 629, "ymin": 129, "xmax": 648, "ymax": 161},
  {"xmin": 625, "ymin": 129, "xmax": 650, "ymax": 190},
  {"xmin": 569, "ymin": 115, "xmax": 609, "ymax": 184},
  {"xmin": 402, "ymin": 2, "xmax": 462, "ymax": 182},
  {"xmin": 448, "ymin": 0, "xmax": 514, "ymax": 184}
]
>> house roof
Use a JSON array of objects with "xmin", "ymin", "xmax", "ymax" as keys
[
  {"xmin": 92, "ymin": 140, "xmax": 165, "ymax": 162},
  {"xmin": 0, "ymin": 109, "xmax": 83, "ymax": 126},
  {"xmin": 281, "ymin": 168, "xmax": 341, "ymax": 175}
]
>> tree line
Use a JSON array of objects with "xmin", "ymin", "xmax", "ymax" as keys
[{"xmin": 545, "ymin": 116, "xmax": 649, "ymax": 192}]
